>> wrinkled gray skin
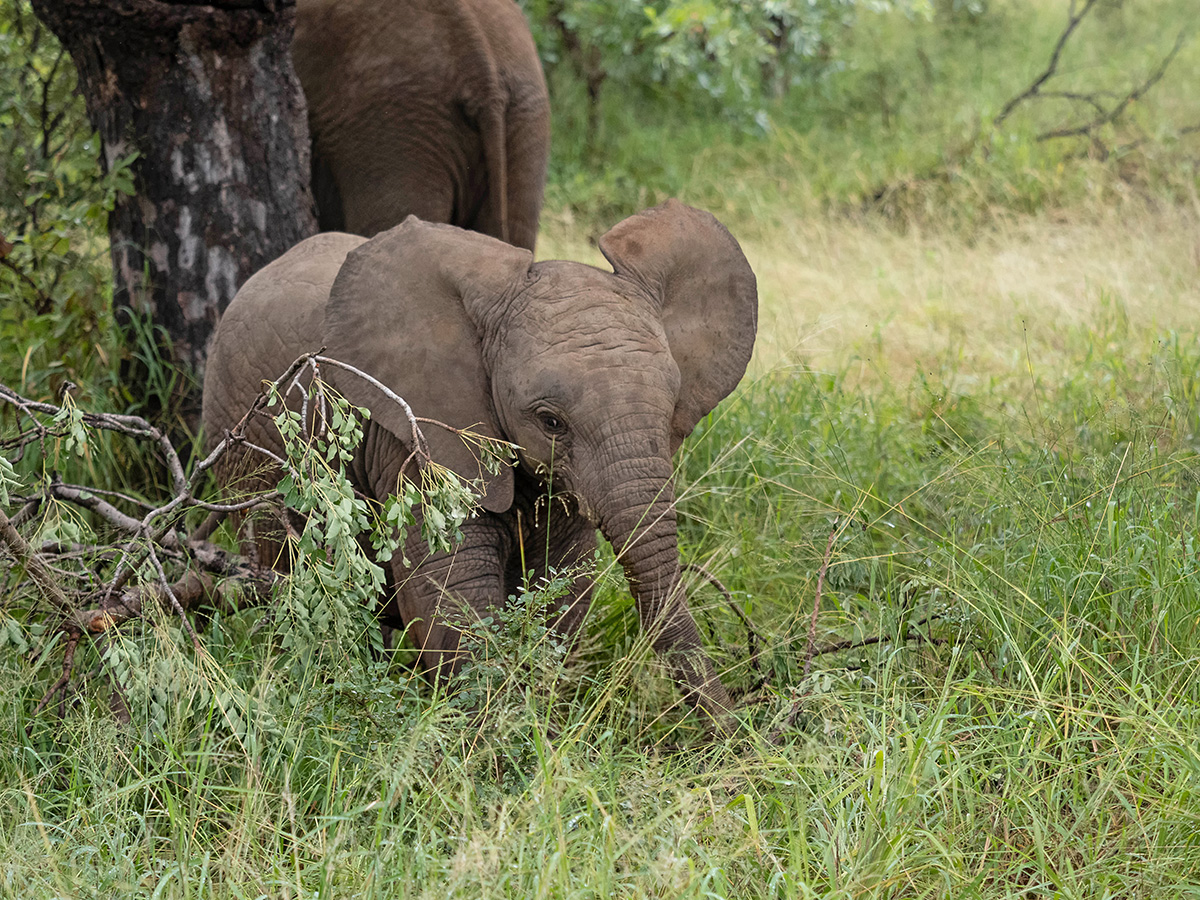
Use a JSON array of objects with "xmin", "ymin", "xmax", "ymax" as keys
[
  {"xmin": 202, "ymin": 201, "xmax": 757, "ymax": 730},
  {"xmin": 294, "ymin": 0, "xmax": 550, "ymax": 251}
]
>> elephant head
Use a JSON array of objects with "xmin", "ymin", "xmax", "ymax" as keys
[{"xmin": 317, "ymin": 200, "xmax": 757, "ymax": 726}]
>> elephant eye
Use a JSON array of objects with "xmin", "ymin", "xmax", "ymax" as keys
[{"xmin": 536, "ymin": 409, "xmax": 567, "ymax": 436}]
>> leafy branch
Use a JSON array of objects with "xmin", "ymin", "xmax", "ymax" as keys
[{"xmin": 0, "ymin": 352, "xmax": 509, "ymax": 729}]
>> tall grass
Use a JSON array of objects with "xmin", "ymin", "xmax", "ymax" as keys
[{"xmin": 5, "ymin": 304, "xmax": 1199, "ymax": 898}]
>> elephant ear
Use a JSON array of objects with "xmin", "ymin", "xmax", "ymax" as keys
[
  {"xmin": 325, "ymin": 217, "xmax": 533, "ymax": 512},
  {"xmin": 598, "ymin": 199, "xmax": 758, "ymax": 452}
]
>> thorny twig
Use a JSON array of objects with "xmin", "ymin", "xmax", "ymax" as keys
[{"xmin": 684, "ymin": 561, "xmax": 764, "ymax": 686}]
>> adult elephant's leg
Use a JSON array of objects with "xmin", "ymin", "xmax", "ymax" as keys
[
  {"xmin": 502, "ymin": 98, "xmax": 550, "ymax": 253},
  {"xmin": 311, "ymin": 147, "xmax": 346, "ymax": 232}
]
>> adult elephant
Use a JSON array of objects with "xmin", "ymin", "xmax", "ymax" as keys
[
  {"xmin": 202, "ymin": 201, "xmax": 757, "ymax": 731},
  {"xmin": 294, "ymin": 0, "xmax": 550, "ymax": 251}
]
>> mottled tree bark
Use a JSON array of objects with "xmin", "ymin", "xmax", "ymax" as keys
[{"xmin": 30, "ymin": 0, "xmax": 317, "ymax": 426}]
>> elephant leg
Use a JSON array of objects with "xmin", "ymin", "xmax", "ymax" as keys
[
  {"xmin": 388, "ymin": 513, "xmax": 515, "ymax": 680},
  {"xmin": 505, "ymin": 493, "xmax": 598, "ymax": 639},
  {"xmin": 311, "ymin": 146, "xmax": 346, "ymax": 233}
]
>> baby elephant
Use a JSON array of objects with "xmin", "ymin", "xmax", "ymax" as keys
[{"xmin": 202, "ymin": 200, "xmax": 757, "ymax": 729}]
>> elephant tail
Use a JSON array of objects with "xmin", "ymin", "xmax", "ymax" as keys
[
  {"xmin": 456, "ymin": 1, "xmax": 513, "ymax": 245},
  {"xmin": 479, "ymin": 99, "xmax": 510, "ymax": 245}
]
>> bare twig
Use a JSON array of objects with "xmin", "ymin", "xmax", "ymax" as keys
[
  {"xmin": 146, "ymin": 541, "xmax": 203, "ymax": 653},
  {"xmin": 766, "ymin": 614, "xmax": 949, "ymax": 744},
  {"xmin": 1035, "ymin": 29, "xmax": 1188, "ymax": 143},
  {"xmin": 863, "ymin": 2, "xmax": 1193, "ymax": 210},
  {"xmin": 684, "ymin": 561, "xmax": 763, "ymax": 682},
  {"xmin": 8, "ymin": 497, "xmax": 42, "ymax": 530},
  {"xmin": 70, "ymin": 544, "xmax": 277, "ymax": 636},
  {"xmin": 47, "ymin": 480, "xmax": 147, "ymax": 538}
]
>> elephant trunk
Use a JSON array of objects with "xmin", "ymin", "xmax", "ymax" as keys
[{"xmin": 592, "ymin": 455, "xmax": 734, "ymax": 732}]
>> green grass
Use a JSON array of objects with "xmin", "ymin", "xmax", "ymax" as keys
[
  {"xmin": 5, "ymin": 315, "xmax": 1200, "ymax": 898},
  {"xmin": 4, "ymin": 0, "xmax": 1200, "ymax": 896}
]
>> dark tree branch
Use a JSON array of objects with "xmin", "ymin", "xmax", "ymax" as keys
[
  {"xmin": 1035, "ymin": 29, "xmax": 1188, "ymax": 143},
  {"xmin": 993, "ymin": 0, "xmax": 1101, "ymax": 128},
  {"xmin": 684, "ymin": 561, "xmax": 763, "ymax": 683}
]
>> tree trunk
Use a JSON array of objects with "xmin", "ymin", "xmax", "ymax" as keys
[{"xmin": 29, "ymin": 0, "xmax": 317, "ymax": 428}]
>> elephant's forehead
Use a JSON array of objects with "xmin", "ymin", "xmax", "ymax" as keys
[{"xmin": 517, "ymin": 262, "xmax": 659, "ymax": 338}]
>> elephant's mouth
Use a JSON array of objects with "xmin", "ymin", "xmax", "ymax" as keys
[
  {"xmin": 518, "ymin": 455, "xmax": 597, "ymax": 523},
  {"xmin": 529, "ymin": 487, "xmax": 596, "ymax": 527},
  {"xmin": 561, "ymin": 490, "xmax": 597, "ymax": 525}
]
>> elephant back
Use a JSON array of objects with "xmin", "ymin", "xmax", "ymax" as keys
[{"xmin": 201, "ymin": 232, "xmax": 366, "ymax": 458}]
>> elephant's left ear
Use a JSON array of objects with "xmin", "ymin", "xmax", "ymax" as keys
[
  {"xmin": 324, "ymin": 217, "xmax": 533, "ymax": 513},
  {"xmin": 598, "ymin": 199, "xmax": 758, "ymax": 451}
]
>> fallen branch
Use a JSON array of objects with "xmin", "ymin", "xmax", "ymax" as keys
[
  {"xmin": 29, "ymin": 632, "xmax": 78, "ymax": 720},
  {"xmin": 70, "ymin": 544, "xmax": 277, "ymax": 636},
  {"xmin": 1, "ymin": 352, "xmax": 503, "ymax": 728}
]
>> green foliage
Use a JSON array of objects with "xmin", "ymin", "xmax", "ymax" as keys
[
  {"xmin": 5, "ymin": 305, "xmax": 1200, "ymax": 897},
  {"xmin": 541, "ymin": 0, "xmax": 1199, "ymax": 235},
  {"xmin": 0, "ymin": 0, "xmax": 134, "ymax": 396},
  {"xmin": 273, "ymin": 384, "xmax": 390, "ymax": 670},
  {"xmin": 521, "ymin": 0, "xmax": 876, "ymax": 130},
  {"xmin": 269, "ymin": 376, "xmax": 500, "ymax": 672}
]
